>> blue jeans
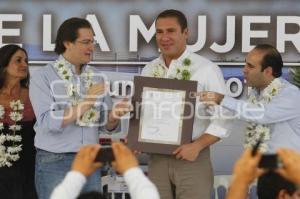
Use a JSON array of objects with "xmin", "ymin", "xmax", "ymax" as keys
[{"xmin": 35, "ymin": 149, "xmax": 101, "ymax": 199}]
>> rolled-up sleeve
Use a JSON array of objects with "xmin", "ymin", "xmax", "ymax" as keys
[
  {"xmin": 206, "ymin": 119, "xmax": 229, "ymax": 138},
  {"xmin": 200, "ymin": 64, "xmax": 230, "ymax": 138}
]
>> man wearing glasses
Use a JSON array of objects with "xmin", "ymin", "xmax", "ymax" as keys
[{"xmin": 30, "ymin": 18, "xmax": 131, "ymax": 199}]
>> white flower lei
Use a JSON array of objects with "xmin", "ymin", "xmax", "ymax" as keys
[
  {"xmin": 151, "ymin": 58, "xmax": 192, "ymax": 80},
  {"xmin": 53, "ymin": 59, "xmax": 100, "ymax": 126},
  {"xmin": 0, "ymin": 100, "xmax": 24, "ymax": 167},
  {"xmin": 244, "ymin": 78, "xmax": 284, "ymax": 152},
  {"xmin": 151, "ymin": 63, "xmax": 166, "ymax": 78}
]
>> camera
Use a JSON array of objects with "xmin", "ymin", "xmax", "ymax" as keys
[
  {"xmin": 258, "ymin": 154, "xmax": 282, "ymax": 169},
  {"xmin": 95, "ymin": 146, "xmax": 115, "ymax": 163}
]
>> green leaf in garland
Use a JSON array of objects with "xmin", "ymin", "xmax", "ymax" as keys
[
  {"xmin": 181, "ymin": 69, "xmax": 191, "ymax": 80},
  {"xmin": 183, "ymin": 58, "xmax": 191, "ymax": 66}
]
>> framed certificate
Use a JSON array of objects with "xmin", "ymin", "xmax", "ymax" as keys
[{"xmin": 128, "ymin": 76, "xmax": 197, "ymax": 155}]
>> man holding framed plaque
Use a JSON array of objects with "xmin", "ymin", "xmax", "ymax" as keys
[
  {"xmin": 129, "ymin": 76, "xmax": 198, "ymax": 154},
  {"xmin": 139, "ymin": 9, "xmax": 229, "ymax": 199}
]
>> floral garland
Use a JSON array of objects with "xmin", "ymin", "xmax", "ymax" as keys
[
  {"xmin": 53, "ymin": 59, "xmax": 100, "ymax": 126},
  {"xmin": 244, "ymin": 78, "xmax": 284, "ymax": 152},
  {"xmin": 0, "ymin": 100, "xmax": 24, "ymax": 167},
  {"xmin": 151, "ymin": 58, "xmax": 192, "ymax": 80},
  {"xmin": 151, "ymin": 63, "xmax": 166, "ymax": 78}
]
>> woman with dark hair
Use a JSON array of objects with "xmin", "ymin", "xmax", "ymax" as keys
[{"xmin": 0, "ymin": 44, "xmax": 37, "ymax": 199}]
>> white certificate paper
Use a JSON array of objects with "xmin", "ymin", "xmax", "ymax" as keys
[{"xmin": 139, "ymin": 87, "xmax": 186, "ymax": 145}]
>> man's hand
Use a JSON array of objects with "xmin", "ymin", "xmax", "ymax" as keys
[
  {"xmin": 106, "ymin": 99, "xmax": 132, "ymax": 130},
  {"xmin": 231, "ymin": 148, "xmax": 265, "ymax": 185},
  {"xmin": 173, "ymin": 142, "xmax": 201, "ymax": 162},
  {"xmin": 276, "ymin": 148, "xmax": 300, "ymax": 186},
  {"xmin": 226, "ymin": 148, "xmax": 265, "ymax": 199},
  {"xmin": 111, "ymin": 142, "xmax": 138, "ymax": 174},
  {"xmin": 109, "ymin": 98, "xmax": 133, "ymax": 121},
  {"xmin": 86, "ymin": 83, "xmax": 106, "ymax": 100},
  {"xmin": 71, "ymin": 144, "xmax": 102, "ymax": 177},
  {"xmin": 199, "ymin": 91, "xmax": 224, "ymax": 105},
  {"xmin": 62, "ymin": 83, "xmax": 106, "ymax": 127}
]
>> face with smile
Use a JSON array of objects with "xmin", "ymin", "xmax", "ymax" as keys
[
  {"xmin": 5, "ymin": 49, "xmax": 28, "ymax": 81},
  {"xmin": 155, "ymin": 17, "xmax": 188, "ymax": 63},
  {"xmin": 63, "ymin": 28, "xmax": 95, "ymax": 68}
]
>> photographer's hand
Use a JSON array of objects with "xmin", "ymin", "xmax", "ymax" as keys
[
  {"xmin": 226, "ymin": 148, "xmax": 265, "ymax": 199},
  {"xmin": 232, "ymin": 148, "xmax": 264, "ymax": 184},
  {"xmin": 276, "ymin": 148, "xmax": 300, "ymax": 186},
  {"xmin": 111, "ymin": 142, "xmax": 138, "ymax": 174},
  {"xmin": 72, "ymin": 144, "xmax": 102, "ymax": 177}
]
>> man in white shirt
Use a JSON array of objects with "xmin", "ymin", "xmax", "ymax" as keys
[
  {"xmin": 141, "ymin": 9, "xmax": 229, "ymax": 199},
  {"xmin": 200, "ymin": 44, "xmax": 300, "ymax": 153},
  {"xmin": 50, "ymin": 142, "xmax": 160, "ymax": 199}
]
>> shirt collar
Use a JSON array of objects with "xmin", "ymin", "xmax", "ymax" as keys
[
  {"xmin": 254, "ymin": 77, "xmax": 284, "ymax": 96},
  {"xmin": 57, "ymin": 55, "xmax": 88, "ymax": 75},
  {"xmin": 158, "ymin": 48, "xmax": 191, "ymax": 66}
]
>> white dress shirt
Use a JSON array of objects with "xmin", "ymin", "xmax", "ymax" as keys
[
  {"xmin": 142, "ymin": 49, "xmax": 229, "ymax": 140},
  {"xmin": 50, "ymin": 168, "xmax": 160, "ymax": 199},
  {"xmin": 221, "ymin": 78, "xmax": 300, "ymax": 152}
]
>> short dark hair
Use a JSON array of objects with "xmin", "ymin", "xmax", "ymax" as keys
[
  {"xmin": 254, "ymin": 44, "xmax": 283, "ymax": 78},
  {"xmin": 156, "ymin": 9, "xmax": 187, "ymax": 32},
  {"xmin": 0, "ymin": 44, "xmax": 29, "ymax": 89},
  {"xmin": 55, "ymin": 17, "xmax": 92, "ymax": 54},
  {"xmin": 257, "ymin": 171, "xmax": 297, "ymax": 199}
]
